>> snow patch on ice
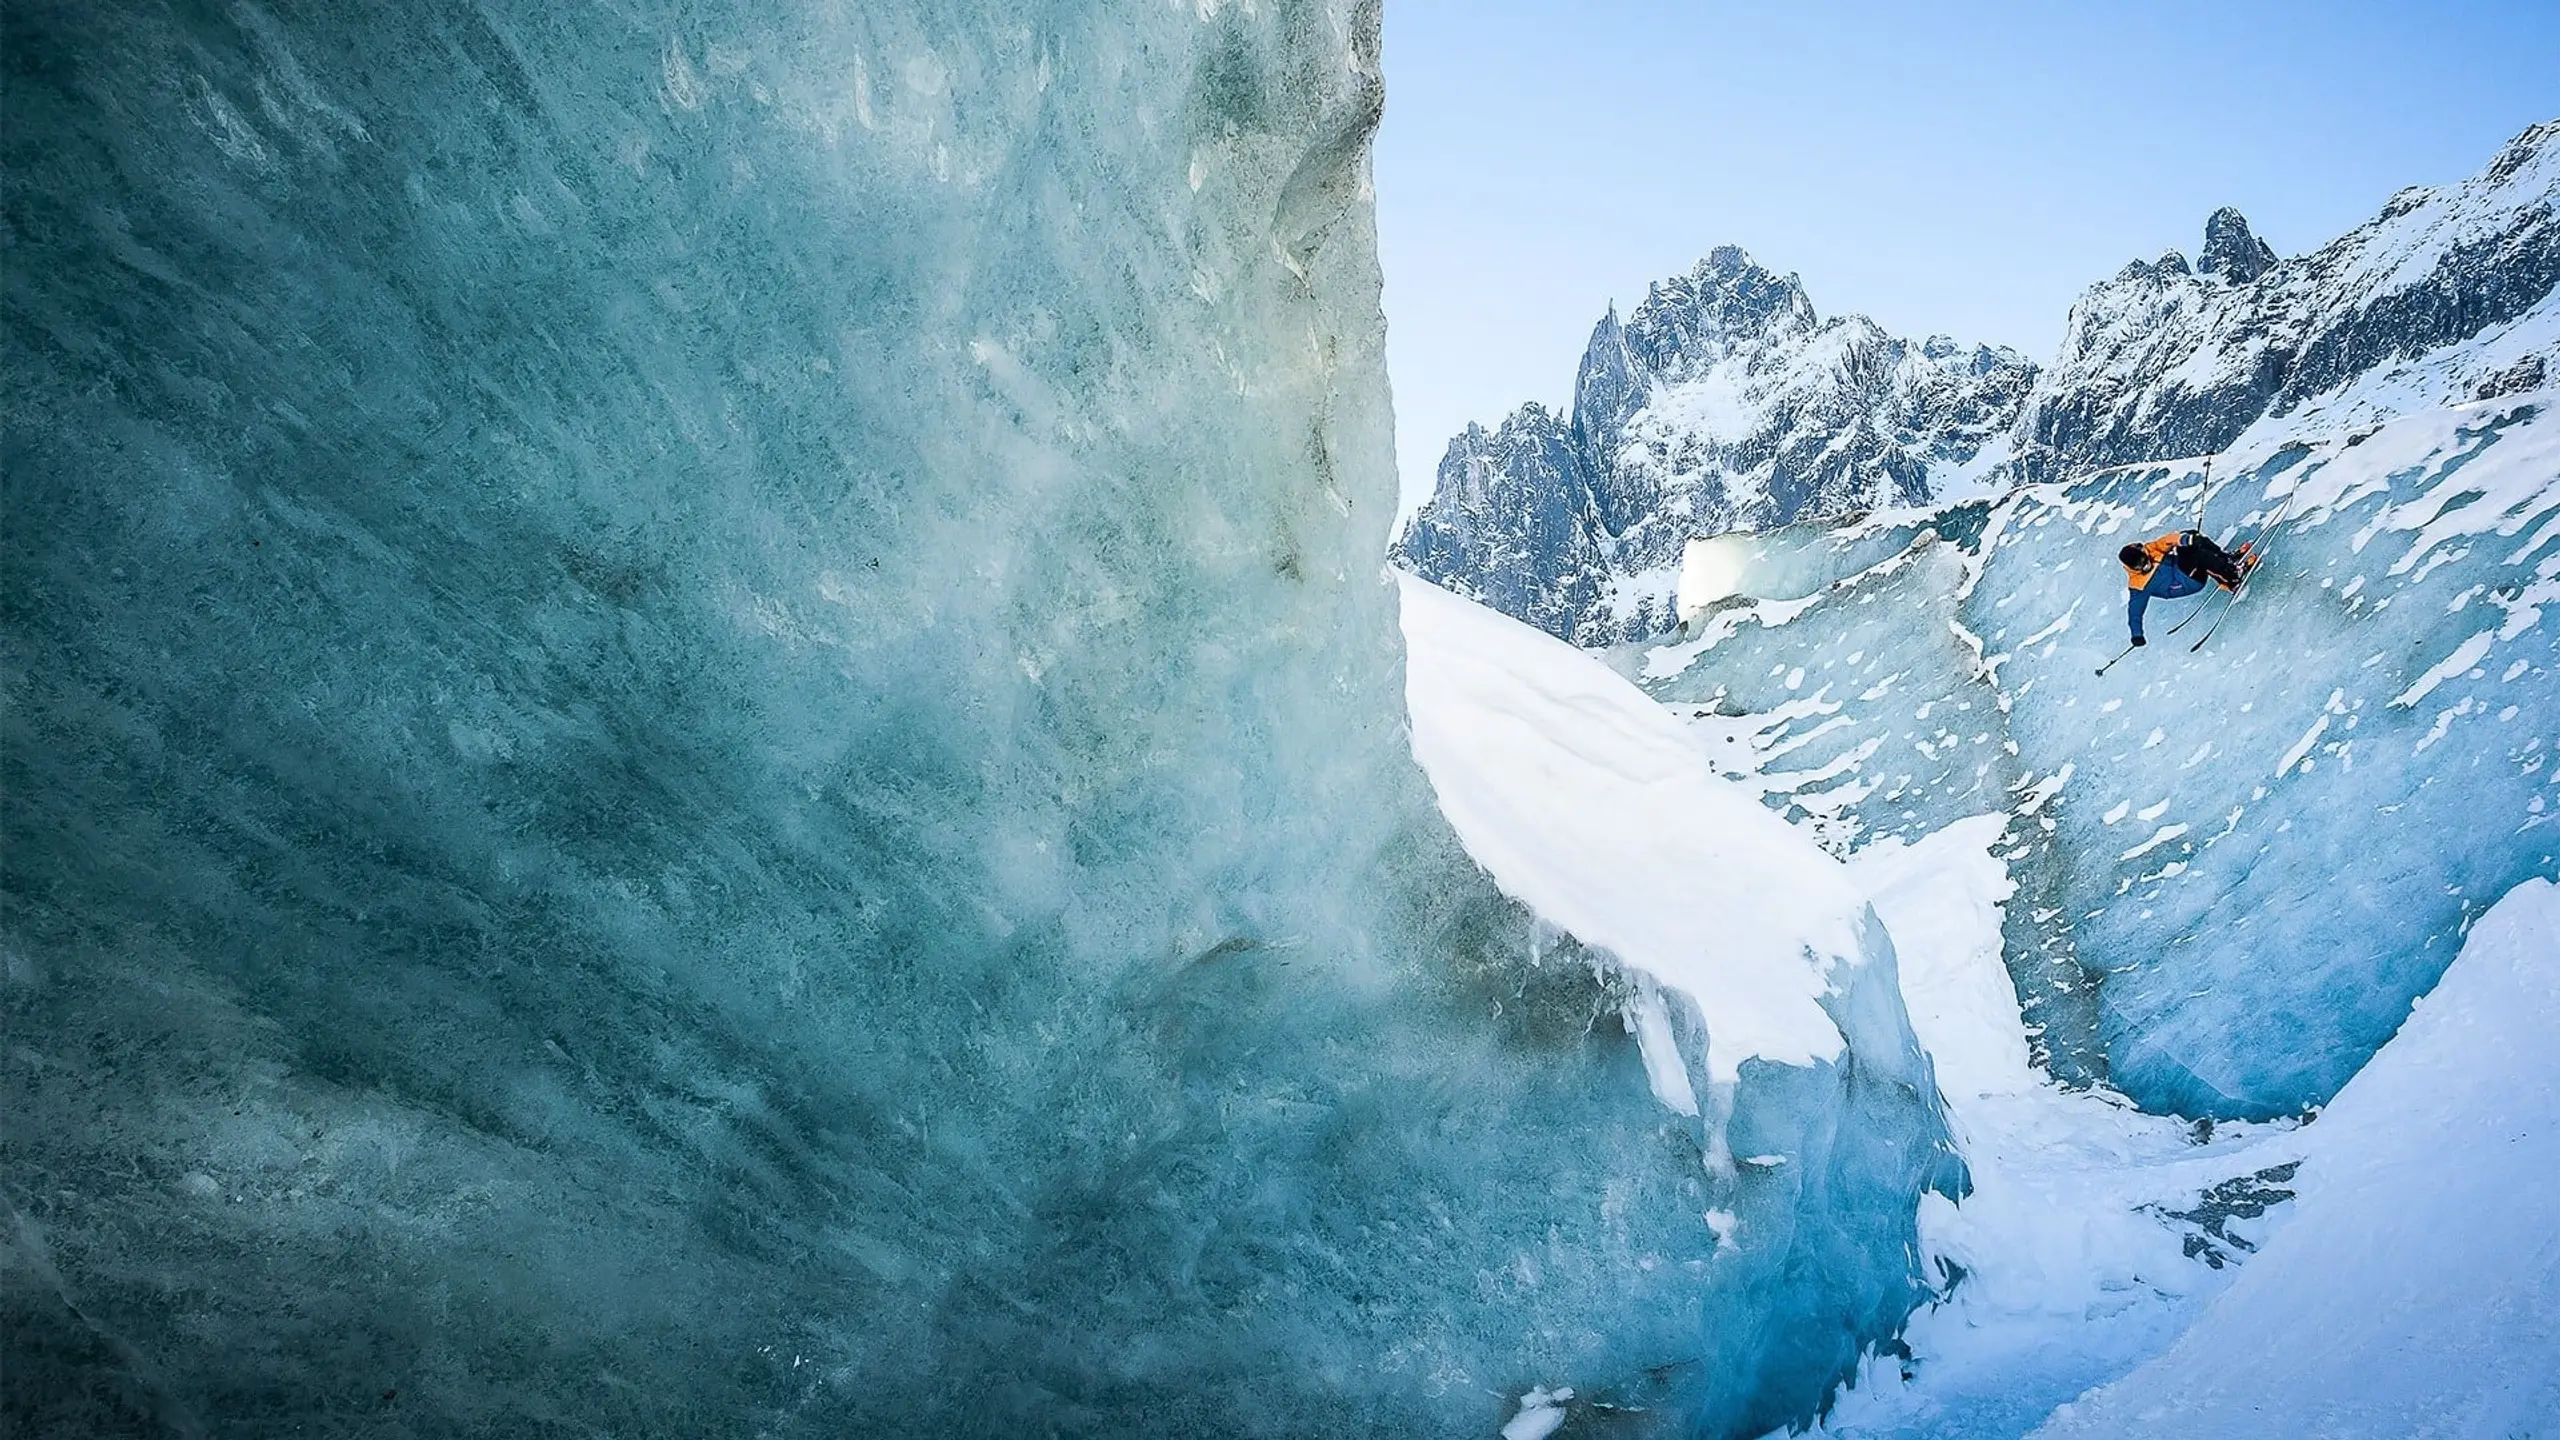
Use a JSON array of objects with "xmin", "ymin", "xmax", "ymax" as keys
[
  {"xmin": 1501, "ymin": 1386, "xmax": 1576, "ymax": 1440},
  {"xmin": 2389, "ymin": 628, "xmax": 2495, "ymax": 707},
  {"xmin": 1400, "ymin": 573, "xmax": 1864, "ymax": 1084}
]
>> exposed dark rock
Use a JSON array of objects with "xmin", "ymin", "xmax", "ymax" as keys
[
  {"xmin": 2475, "ymin": 351, "xmax": 2548, "ymax": 399},
  {"xmin": 2198, "ymin": 208, "xmax": 2277, "ymax": 283}
]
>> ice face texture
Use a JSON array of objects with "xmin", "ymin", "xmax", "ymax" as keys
[
  {"xmin": 2033, "ymin": 876, "xmax": 2560, "ymax": 1439},
  {"xmin": 1641, "ymin": 397, "xmax": 2560, "ymax": 1119},
  {"xmin": 3, "ymin": 2, "xmax": 1952, "ymax": 1433}
]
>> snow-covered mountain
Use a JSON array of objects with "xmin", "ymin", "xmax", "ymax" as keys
[
  {"xmin": 1396, "ymin": 248, "xmax": 2036, "ymax": 644},
  {"xmin": 2014, "ymin": 121, "xmax": 2560, "ymax": 480},
  {"xmin": 1400, "ymin": 119, "xmax": 2560, "ymax": 646}
]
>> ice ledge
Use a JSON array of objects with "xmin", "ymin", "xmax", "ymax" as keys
[{"xmin": 1397, "ymin": 571, "xmax": 1870, "ymax": 1084}]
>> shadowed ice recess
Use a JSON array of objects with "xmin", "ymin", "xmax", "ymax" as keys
[{"xmin": 5, "ymin": 2, "xmax": 1958, "ymax": 1436}]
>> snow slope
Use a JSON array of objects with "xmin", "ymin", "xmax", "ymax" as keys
[
  {"xmin": 1791, "ymin": 817, "xmax": 2314, "ymax": 1439},
  {"xmin": 2035, "ymin": 876, "xmax": 2560, "ymax": 1439},
  {"xmin": 1401, "ymin": 572, "xmax": 1972, "ymax": 1439},
  {"xmin": 1805, "ymin": 810, "xmax": 2560, "ymax": 1440}
]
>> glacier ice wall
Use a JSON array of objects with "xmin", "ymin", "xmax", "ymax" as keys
[
  {"xmin": 3, "ymin": 1, "xmax": 1954, "ymax": 1434},
  {"xmin": 1637, "ymin": 395, "xmax": 2560, "ymax": 1119}
]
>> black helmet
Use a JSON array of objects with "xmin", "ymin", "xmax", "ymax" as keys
[{"xmin": 2119, "ymin": 543, "xmax": 2152, "ymax": 570}]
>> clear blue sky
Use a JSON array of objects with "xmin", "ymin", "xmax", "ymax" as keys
[{"xmin": 1377, "ymin": 0, "xmax": 2560, "ymax": 514}]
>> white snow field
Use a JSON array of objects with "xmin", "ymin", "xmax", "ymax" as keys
[{"xmin": 1399, "ymin": 566, "xmax": 2559, "ymax": 1439}]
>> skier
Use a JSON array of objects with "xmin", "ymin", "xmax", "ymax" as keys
[{"xmin": 2120, "ymin": 529, "xmax": 2254, "ymax": 645}]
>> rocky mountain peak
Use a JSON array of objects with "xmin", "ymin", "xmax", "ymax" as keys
[
  {"xmin": 1625, "ymin": 246, "xmax": 1818, "ymax": 378},
  {"xmin": 1395, "ymin": 118, "xmax": 2560, "ymax": 647},
  {"xmin": 1572, "ymin": 302, "xmax": 1647, "ymax": 460},
  {"xmin": 2115, "ymin": 250, "xmax": 2191, "ymax": 284},
  {"xmin": 1394, "ymin": 245, "xmax": 2037, "ymax": 643},
  {"xmin": 2198, "ymin": 206, "xmax": 2278, "ymax": 283},
  {"xmin": 2487, "ymin": 119, "xmax": 2558, "ymax": 182}
]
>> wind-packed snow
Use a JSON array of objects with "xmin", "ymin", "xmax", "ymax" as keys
[
  {"xmin": 1399, "ymin": 573, "xmax": 1972, "ymax": 1439},
  {"xmin": 1743, "ymin": 804, "xmax": 2559, "ymax": 1439},
  {"xmin": 1752, "ymin": 813, "xmax": 2299, "ymax": 1438}
]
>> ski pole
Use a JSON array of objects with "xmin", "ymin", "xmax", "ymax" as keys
[{"xmin": 2095, "ymin": 642, "xmax": 2139, "ymax": 677}]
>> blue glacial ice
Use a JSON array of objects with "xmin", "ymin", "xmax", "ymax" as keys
[
  {"xmin": 1637, "ymin": 396, "xmax": 2560, "ymax": 1118},
  {"xmin": 2, "ymin": 1, "xmax": 1961, "ymax": 1434}
]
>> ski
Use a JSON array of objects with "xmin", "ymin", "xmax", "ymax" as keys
[
  {"xmin": 2188, "ymin": 490, "xmax": 2300, "ymax": 654},
  {"xmin": 2160, "ymin": 458, "xmax": 2236, "ymax": 642},
  {"xmin": 2184, "ymin": 584, "xmax": 2246, "ymax": 653}
]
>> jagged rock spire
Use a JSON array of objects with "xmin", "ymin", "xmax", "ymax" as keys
[
  {"xmin": 1392, "ymin": 247, "xmax": 2035, "ymax": 644},
  {"xmin": 2198, "ymin": 206, "xmax": 2278, "ymax": 283},
  {"xmin": 1624, "ymin": 247, "xmax": 1819, "ymax": 375},
  {"xmin": 1572, "ymin": 302, "xmax": 1646, "ymax": 472}
]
